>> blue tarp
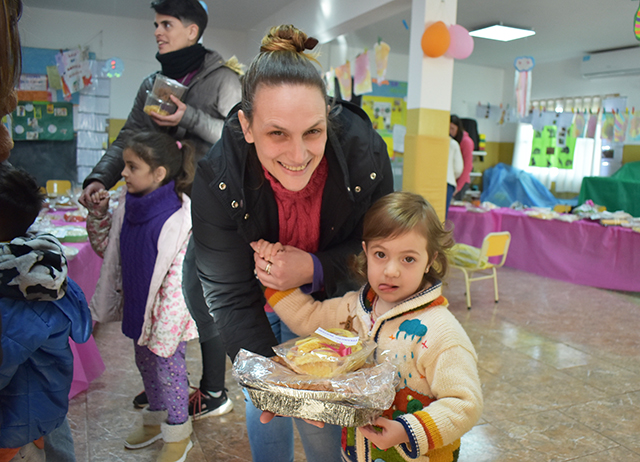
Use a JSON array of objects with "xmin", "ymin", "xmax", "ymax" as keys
[{"xmin": 480, "ymin": 163, "xmax": 577, "ymax": 208}]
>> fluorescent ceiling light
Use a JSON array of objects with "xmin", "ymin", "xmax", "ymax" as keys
[{"xmin": 469, "ymin": 25, "xmax": 535, "ymax": 42}]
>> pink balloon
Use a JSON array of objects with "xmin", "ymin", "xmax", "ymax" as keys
[{"xmin": 447, "ymin": 24, "xmax": 474, "ymax": 59}]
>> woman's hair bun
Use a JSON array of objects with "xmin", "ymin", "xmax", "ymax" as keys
[{"xmin": 260, "ymin": 24, "xmax": 318, "ymax": 54}]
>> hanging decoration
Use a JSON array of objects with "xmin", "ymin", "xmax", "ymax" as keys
[
  {"xmin": 446, "ymin": 24, "xmax": 474, "ymax": 59},
  {"xmin": 55, "ymin": 48, "xmax": 92, "ymax": 99},
  {"xmin": 628, "ymin": 108, "xmax": 640, "ymax": 141},
  {"xmin": 421, "ymin": 21, "xmax": 450, "ymax": 58},
  {"xmin": 513, "ymin": 56, "xmax": 535, "ymax": 119},
  {"xmin": 103, "ymin": 57, "xmax": 124, "ymax": 78},
  {"xmin": 613, "ymin": 109, "xmax": 628, "ymax": 143},
  {"xmin": 571, "ymin": 112, "xmax": 586, "ymax": 138},
  {"xmin": 420, "ymin": 21, "xmax": 474, "ymax": 60},
  {"xmin": 354, "ymin": 51, "xmax": 373, "ymax": 95},
  {"xmin": 335, "ymin": 61, "xmax": 352, "ymax": 101},
  {"xmin": 601, "ymin": 110, "xmax": 615, "ymax": 144},
  {"xmin": 324, "ymin": 68, "xmax": 336, "ymax": 98},
  {"xmin": 635, "ymin": 3, "xmax": 640, "ymax": 41},
  {"xmin": 374, "ymin": 40, "xmax": 391, "ymax": 84},
  {"xmin": 585, "ymin": 111, "xmax": 598, "ymax": 139}
]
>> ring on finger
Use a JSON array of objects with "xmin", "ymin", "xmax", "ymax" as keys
[{"xmin": 265, "ymin": 262, "xmax": 272, "ymax": 275}]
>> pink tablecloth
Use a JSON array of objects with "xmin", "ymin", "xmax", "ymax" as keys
[
  {"xmin": 448, "ymin": 206, "xmax": 640, "ymax": 292},
  {"xmin": 51, "ymin": 213, "xmax": 106, "ymax": 398}
]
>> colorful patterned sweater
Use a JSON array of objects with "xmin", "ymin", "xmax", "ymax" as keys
[{"xmin": 265, "ymin": 282, "xmax": 483, "ymax": 462}]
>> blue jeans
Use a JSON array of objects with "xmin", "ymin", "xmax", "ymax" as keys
[
  {"xmin": 43, "ymin": 416, "xmax": 76, "ymax": 461},
  {"xmin": 244, "ymin": 312, "xmax": 342, "ymax": 462},
  {"xmin": 244, "ymin": 389, "xmax": 342, "ymax": 462},
  {"xmin": 446, "ymin": 183, "xmax": 455, "ymax": 219}
]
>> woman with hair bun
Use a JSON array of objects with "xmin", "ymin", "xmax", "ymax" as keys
[{"xmin": 191, "ymin": 24, "xmax": 394, "ymax": 462}]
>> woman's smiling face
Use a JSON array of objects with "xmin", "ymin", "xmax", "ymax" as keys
[{"xmin": 238, "ymin": 84, "xmax": 328, "ymax": 192}]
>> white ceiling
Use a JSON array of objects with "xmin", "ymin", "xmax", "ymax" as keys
[{"xmin": 24, "ymin": 0, "xmax": 640, "ymax": 69}]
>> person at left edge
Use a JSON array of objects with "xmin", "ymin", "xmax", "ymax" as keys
[{"xmin": 78, "ymin": 0, "xmax": 242, "ymax": 419}]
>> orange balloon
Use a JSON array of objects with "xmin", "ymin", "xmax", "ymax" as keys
[{"xmin": 421, "ymin": 21, "xmax": 450, "ymax": 58}]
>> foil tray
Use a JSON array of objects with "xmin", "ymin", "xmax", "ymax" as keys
[{"xmin": 245, "ymin": 386, "xmax": 383, "ymax": 428}]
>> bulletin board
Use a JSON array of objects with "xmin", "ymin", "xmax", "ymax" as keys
[
  {"xmin": 529, "ymin": 125, "xmax": 577, "ymax": 169},
  {"xmin": 20, "ymin": 47, "xmax": 81, "ymax": 104},
  {"xmin": 12, "ymin": 101, "xmax": 74, "ymax": 141},
  {"xmin": 360, "ymin": 80, "xmax": 407, "ymax": 158},
  {"xmin": 8, "ymin": 47, "xmax": 79, "ymax": 184}
]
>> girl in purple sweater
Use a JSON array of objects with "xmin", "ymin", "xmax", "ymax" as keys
[{"xmin": 85, "ymin": 132, "xmax": 197, "ymax": 462}]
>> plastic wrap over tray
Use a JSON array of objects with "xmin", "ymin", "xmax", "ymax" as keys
[
  {"xmin": 232, "ymin": 349, "xmax": 398, "ymax": 427},
  {"xmin": 272, "ymin": 328, "xmax": 377, "ymax": 378}
]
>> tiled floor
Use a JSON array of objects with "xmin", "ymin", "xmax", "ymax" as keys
[{"xmin": 69, "ymin": 267, "xmax": 640, "ymax": 461}]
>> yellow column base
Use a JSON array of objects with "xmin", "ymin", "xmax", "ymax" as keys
[{"xmin": 403, "ymin": 108, "xmax": 450, "ymax": 221}]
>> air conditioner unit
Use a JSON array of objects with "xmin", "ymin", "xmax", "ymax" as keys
[{"xmin": 581, "ymin": 47, "xmax": 640, "ymax": 79}]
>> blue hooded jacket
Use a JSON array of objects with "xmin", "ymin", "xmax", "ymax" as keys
[{"xmin": 0, "ymin": 234, "xmax": 92, "ymax": 448}]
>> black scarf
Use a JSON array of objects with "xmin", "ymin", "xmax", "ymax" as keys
[{"xmin": 156, "ymin": 44, "xmax": 207, "ymax": 80}]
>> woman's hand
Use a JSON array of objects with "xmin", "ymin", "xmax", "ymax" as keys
[
  {"xmin": 260, "ymin": 411, "xmax": 324, "ymax": 428},
  {"xmin": 358, "ymin": 417, "xmax": 409, "ymax": 450},
  {"xmin": 149, "ymin": 95, "xmax": 186, "ymax": 127},
  {"xmin": 250, "ymin": 240, "xmax": 314, "ymax": 291}
]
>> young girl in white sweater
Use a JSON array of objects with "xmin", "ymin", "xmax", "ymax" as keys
[{"xmin": 258, "ymin": 191, "xmax": 483, "ymax": 462}]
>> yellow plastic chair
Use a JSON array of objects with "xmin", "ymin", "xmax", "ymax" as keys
[
  {"xmin": 450, "ymin": 231, "xmax": 511, "ymax": 309},
  {"xmin": 110, "ymin": 179, "xmax": 126, "ymax": 191},
  {"xmin": 46, "ymin": 179, "xmax": 71, "ymax": 196}
]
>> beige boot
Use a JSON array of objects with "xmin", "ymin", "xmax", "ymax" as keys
[
  {"xmin": 157, "ymin": 420, "xmax": 193, "ymax": 462},
  {"xmin": 124, "ymin": 409, "xmax": 166, "ymax": 449}
]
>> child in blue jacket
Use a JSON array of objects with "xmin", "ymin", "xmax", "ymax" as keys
[{"xmin": 0, "ymin": 164, "xmax": 92, "ymax": 460}]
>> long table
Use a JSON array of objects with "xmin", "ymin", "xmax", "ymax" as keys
[
  {"xmin": 50, "ymin": 213, "xmax": 106, "ymax": 398},
  {"xmin": 448, "ymin": 206, "xmax": 640, "ymax": 292}
]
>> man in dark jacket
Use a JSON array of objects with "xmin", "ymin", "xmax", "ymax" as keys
[{"xmin": 79, "ymin": 0, "xmax": 241, "ymax": 419}]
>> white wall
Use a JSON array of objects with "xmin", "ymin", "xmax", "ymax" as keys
[
  {"xmin": 531, "ymin": 57, "xmax": 640, "ymax": 112},
  {"xmin": 451, "ymin": 62, "xmax": 512, "ymax": 143},
  {"xmin": 19, "ymin": 6, "xmax": 249, "ymax": 120}
]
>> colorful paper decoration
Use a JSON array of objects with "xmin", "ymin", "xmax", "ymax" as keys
[
  {"xmin": 55, "ymin": 48, "xmax": 92, "ymax": 98},
  {"xmin": 324, "ymin": 68, "xmax": 336, "ymax": 98},
  {"xmin": 354, "ymin": 51, "xmax": 372, "ymax": 95},
  {"xmin": 513, "ymin": 56, "xmax": 534, "ymax": 119},
  {"xmin": 446, "ymin": 25, "xmax": 474, "ymax": 59},
  {"xmin": 585, "ymin": 113, "xmax": 598, "ymax": 139},
  {"xmin": 421, "ymin": 21, "xmax": 450, "ymax": 58},
  {"xmin": 601, "ymin": 112, "xmax": 614, "ymax": 143},
  {"xmin": 635, "ymin": 4, "xmax": 640, "ymax": 41},
  {"xmin": 571, "ymin": 112, "xmax": 586, "ymax": 138},
  {"xmin": 613, "ymin": 109, "xmax": 628, "ymax": 143},
  {"xmin": 374, "ymin": 41, "xmax": 391, "ymax": 83},
  {"xmin": 335, "ymin": 61, "xmax": 352, "ymax": 101},
  {"xmin": 628, "ymin": 108, "xmax": 640, "ymax": 141}
]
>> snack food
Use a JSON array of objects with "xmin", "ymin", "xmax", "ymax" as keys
[
  {"xmin": 63, "ymin": 210, "xmax": 86, "ymax": 222},
  {"xmin": 233, "ymin": 349, "xmax": 398, "ymax": 427},
  {"xmin": 143, "ymin": 104, "xmax": 170, "ymax": 116},
  {"xmin": 275, "ymin": 328, "xmax": 375, "ymax": 378},
  {"xmin": 50, "ymin": 226, "xmax": 88, "ymax": 243}
]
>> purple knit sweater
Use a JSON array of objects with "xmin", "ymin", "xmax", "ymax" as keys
[{"xmin": 120, "ymin": 181, "xmax": 181, "ymax": 340}]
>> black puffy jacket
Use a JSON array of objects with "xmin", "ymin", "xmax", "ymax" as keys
[{"xmin": 191, "ymin": 100, "xmax": 394, "ymax": 360}]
